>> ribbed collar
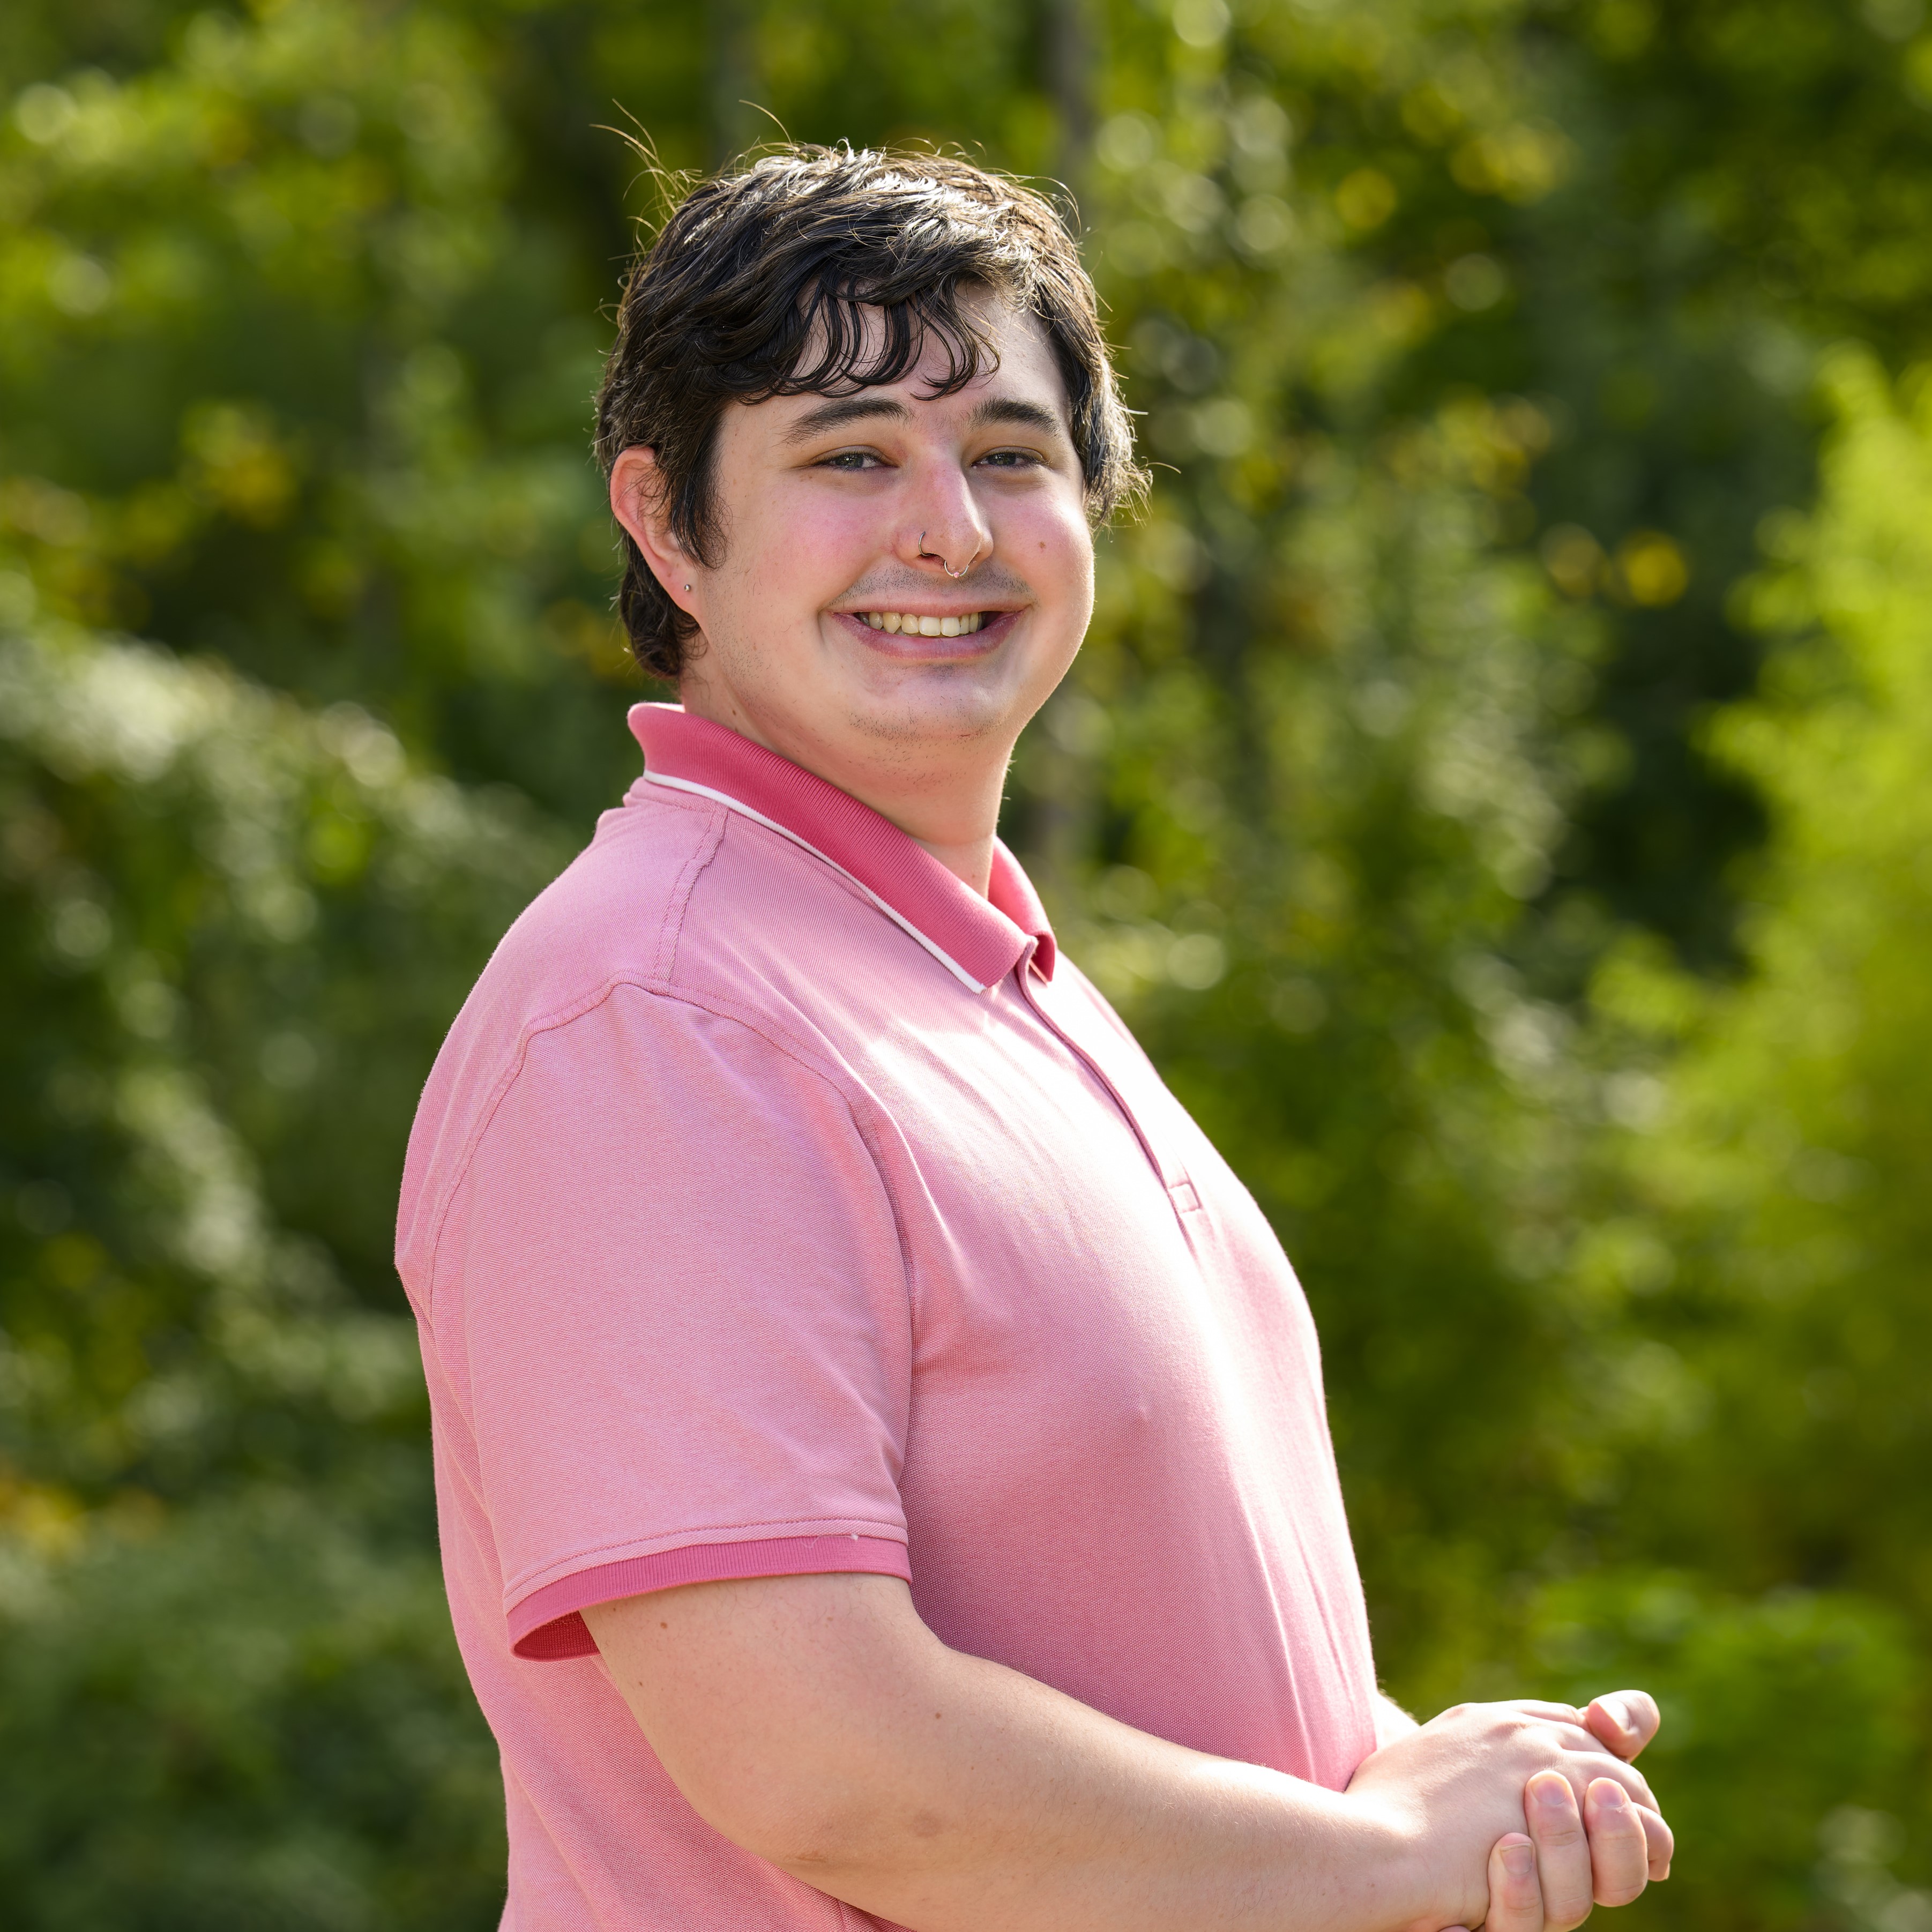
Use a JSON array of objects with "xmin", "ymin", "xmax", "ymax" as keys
[{"xmin": 628, "ymin": 704, "xmax": 1056, "ymax": 994}]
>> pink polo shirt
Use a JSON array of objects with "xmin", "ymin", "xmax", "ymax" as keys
[{"xmin": 397, "ymin": 703, "xmax": 1379, "ymax": 1930}]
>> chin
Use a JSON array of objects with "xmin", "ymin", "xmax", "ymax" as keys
[{"xmin": 847, "ymin": 682, "xmax": 1021, "ymax": 747}]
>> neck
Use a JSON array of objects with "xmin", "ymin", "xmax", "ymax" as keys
[
  {"xmin": 677, "ymin": 676, "xmax": 1010, "ymax": 897},
  {"xmin": 905, "ymin": 824, "xmax": 1000, "ymax": 898}
]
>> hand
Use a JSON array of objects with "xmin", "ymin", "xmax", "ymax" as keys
[
  {"xmin": 1346, "ymin": 1694, "xmax": 1674, "ymax": 1931},
  {"xmin": 1470, "ymin": 1771, "xmax": 1659, "ymax": 1930},
  {"xmin": 1440, "ymin": 1688, "xmax": 1673, "ymax": 1932}
]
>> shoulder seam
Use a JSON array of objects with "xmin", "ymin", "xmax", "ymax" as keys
[{"xmin": 414, "ymin": 800, "xmax": 723, "ymax": 1330}]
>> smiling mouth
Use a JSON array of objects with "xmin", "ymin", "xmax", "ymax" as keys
[{"xmin": 852, "ymin": 609, "xmax": 994, "ymax": 637}]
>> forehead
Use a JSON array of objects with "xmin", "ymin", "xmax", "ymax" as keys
[{"xmin": 770, "ymin": 292, "xmax": 1070, "ymax": 423}]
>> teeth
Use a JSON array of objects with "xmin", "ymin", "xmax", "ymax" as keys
[{"xmin": 861, "ymin": 611, "xmax": 985, "ymax": 636}]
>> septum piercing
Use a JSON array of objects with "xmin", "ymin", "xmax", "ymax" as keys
[{"xmin": 919, "ymin": 529, "xmax": 975, "ymax": 580}]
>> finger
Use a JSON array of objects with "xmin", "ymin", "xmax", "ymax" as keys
[
  {"xmin": 1584, "ymin": 1778, "xmax": 1649, "ymax": 1907},
  {"xmin": 1530, "ymin": 1723, "xmax": 1653, "ymax": 1793},
  {"xmin": 1527, "ymin": 1770, "xmax": 1594, "ymax": 1930},
  {"xmin": 1563, "ymin": 1770, "xmax": 1671, "ymax": 1877},
  {"xmin": 1486, "ymin": 1833, "xmax": 1546, "ymax": 1932},
  {"xmin": 1551, "ymin": 1740, "xmax": 1660, "ymax": 1815},
  {"xmin": 1555, "ymin": 1761, "xmax": 1669, "ymax": 1879},
  {"xmin": 1512, "ymin": 1700, "xmax": 1587, "ymax": 1725},
  {"xmin": 1584, "ymin": 1690, "xmax": 1660, "ymax": 1761},
  {"xmin": 1635, "ymin": 1798, "xmax": 1674, "ymax": 1881},
  {"xmin": 1517, "ymin": 1707, "xmax": 1647, "ymax": 1780}
]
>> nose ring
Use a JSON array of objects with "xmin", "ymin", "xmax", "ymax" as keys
[{"xmin": 919, "ymin": 530, "xmax": 975, "ymax": 580}]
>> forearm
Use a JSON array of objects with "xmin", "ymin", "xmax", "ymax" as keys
[
  {"xmin": 750, "ymin": 1633, "xmax": 1416, "ymax": 1932},
  {"xmin": 1374, "ymin": 1692, "xmax": 1421, "ymax": 1749},
  {"xmin": 588, "ymin": 1575, "xmax": 1427, "ymax": 1932}
]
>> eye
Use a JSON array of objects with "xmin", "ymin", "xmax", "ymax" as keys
[
  {"xmin": 818, "ymin": 449, "xmax": 887, "ymax": 471},
  {"xmin": 976, "ymin": 447, "xmax": 1046, "ymax": 470}
]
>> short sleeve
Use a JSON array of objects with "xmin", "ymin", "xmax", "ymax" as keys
[{"xmin": 439, "ymin": 986, "xmax": 915, "ymax": 1659}]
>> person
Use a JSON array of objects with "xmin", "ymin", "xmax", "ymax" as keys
[{"xmin": 395, "ymin": 145, "xmax": 1674, "ymax": 1932}]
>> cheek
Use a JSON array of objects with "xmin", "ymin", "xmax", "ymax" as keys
[
  {"xmin": 733, "ymin": 490, "xmax": 879, "ymax": 608},
  {"xmin": 1025, "ymin": 497, "xmax": 1095, "ymax": 607}
]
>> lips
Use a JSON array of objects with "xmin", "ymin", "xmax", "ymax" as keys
[{"xmin": 834, "ymin": 607, "xmax": 1018, "ymax": 652}]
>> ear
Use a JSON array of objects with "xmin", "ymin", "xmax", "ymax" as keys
[{"xmin": 610, "ymin": 447, "xmax": 697, "ymax": 609}]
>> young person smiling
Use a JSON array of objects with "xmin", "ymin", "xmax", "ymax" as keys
[{"xmin": 396, "ymin": 147, "xmax": 1673, "ymax": 1932}]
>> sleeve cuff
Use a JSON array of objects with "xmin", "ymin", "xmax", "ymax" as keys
[{"xmin": 508, "ymin": 1533, "xmax": 913, "ymax": 1660}]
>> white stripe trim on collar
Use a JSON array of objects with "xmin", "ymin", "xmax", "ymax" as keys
[{"xmin": 644, "ymin": 772, "xmax": 995, "ymax": 994}]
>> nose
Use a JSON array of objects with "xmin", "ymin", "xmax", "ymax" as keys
[{"xmin": 897, "ymin": 454, "xmax": 992, "ymax": 580}]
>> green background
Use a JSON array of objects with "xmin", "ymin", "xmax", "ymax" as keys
[{"xmin": 2, "ymin": 0, "xmax": 1928, "ymax": 1924}]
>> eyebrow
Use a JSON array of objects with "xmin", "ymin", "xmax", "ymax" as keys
[
  {"xmin": 967, "ymin": 398, "xmax": 1064, "ymax": 438},
  {"xmin": 778, "ymin": 393, "xmax": 1069, "ymax": 446},
  {"xmin": 779, "ymin": 397, "xmax": 909, "ymax": 445}
]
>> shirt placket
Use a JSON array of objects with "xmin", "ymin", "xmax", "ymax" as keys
[{"xmin": 1011, "ymin": 955, "xmax": 1204, "ymax": 1226}]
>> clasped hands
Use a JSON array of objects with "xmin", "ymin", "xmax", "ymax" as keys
[{"xmin": 1348, "ymin": 1689, "xmax": 1672, "ymax": 1932}]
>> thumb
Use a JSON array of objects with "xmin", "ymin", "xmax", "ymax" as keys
[
  {"xmin": 1484, "ymin": 1832, "xmax": 1546, "ymax": 1932},
  {"xmin": 1586, "ymin": 1689, "xmax": 1660, "ymax": 1760}
]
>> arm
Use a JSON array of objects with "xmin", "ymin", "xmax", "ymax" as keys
[
  {"xmin": 586, "ymin": 1573, "xmax": 1668, "ymax": 1932},
  {"xmin": 1374, "ymin": 1692, "xmax": 1421, "ymax": 1749}
]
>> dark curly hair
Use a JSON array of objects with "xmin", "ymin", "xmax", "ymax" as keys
[{"xmin": 593, "ymin": 144, "xmax": 1145, "ymax": 682}]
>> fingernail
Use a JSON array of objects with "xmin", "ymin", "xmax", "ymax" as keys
[
  {"xmin": 1597, "ymin": 1782, "xmax": 1629, "ymax": 1810},
  {"xmin": 1606, "ymin": 1694, "xmax": 1636, "ymax": 1731},
  {"xmin": 1535, "ymin": 1777, "xmax": 1572, "ymax": 1809},
  {"xmin": 1503, "ymin": 1841, "xmax": 1536, "ymax": 1878}
]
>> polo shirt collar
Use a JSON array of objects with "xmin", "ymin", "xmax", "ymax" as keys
[{"xmin": 629, "ymin": 703, "xmax": 1056, "ymax": 994}]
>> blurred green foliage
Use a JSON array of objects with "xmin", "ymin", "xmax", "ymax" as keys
[{"xmin": 1, "ymin": 0, "xmax": 1928, "ymax": 1924}]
